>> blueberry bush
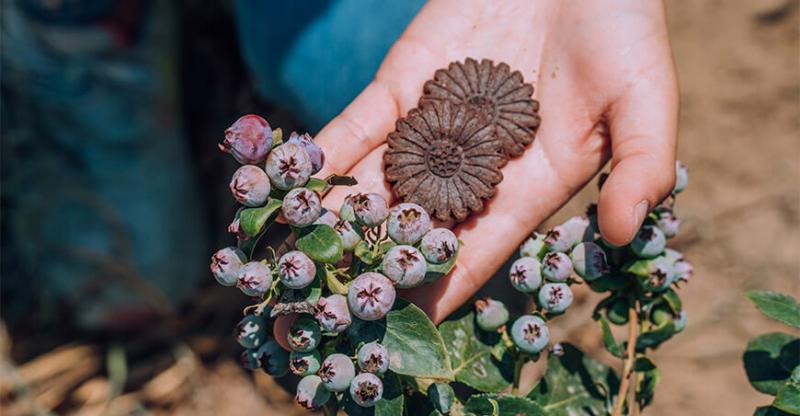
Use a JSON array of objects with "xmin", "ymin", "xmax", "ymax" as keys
[
  {"xmin": 743, "ymin": 290, "xmax": 800, "ymax": 415},
  {"xmin": 211, "ymin": 114, "xmax": 694, "ymax": 415}
]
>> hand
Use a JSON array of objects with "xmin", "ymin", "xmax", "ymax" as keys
[{"xmin": 276, "ymin": 0, "xmax": 678, "ymax": 346}]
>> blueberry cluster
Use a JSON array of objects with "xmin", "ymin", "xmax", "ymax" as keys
[
  {"xmin": 210, "ymin": 115, "xmax": 461, "ymax": 412},
  {"xmin": 475, "ymin": 161, "xmax": 692, "ymax": 359}
]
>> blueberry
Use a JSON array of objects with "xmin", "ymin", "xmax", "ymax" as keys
[
  {"xmin": 674, "ymin": 259, "xmax": 693, "ymax": 283},
  {"xmin": 545, "ymin": 216, "xmax": 591, "ymax": 252},
  {"xmin": 347, "ymin": 272, "xmax": 396, "ymax": 321},
  {"xmin": 655, "ymin": 209, "xmax": 681, "ymax": 238},
  {"xmin": 349, "ymin": 373, "xmax": 384, "ymax": 407},
  {"xmin": 240, "ymin": 348, "xmax": 260, "ymax": 370},
  {"xmin": 474, "ymin": 298, "xmax": 510, "ymax": 331},
  {"xmin": 427, "ymin": 382, "xmax": 455, "ymax": 414},
  {"xmin": 538, "ymin": 283, "xmax": 573, "ymax": 314},
  {"xmin": 381, "ymin": 245, "xmax": 427, "ymax": 288},
  {"xmin": 570, "ymin": 242, "xmax": 609, "ymax": 281},
  {"xmin": 348, "ymin": 193, "xmax": 389, "ymax": 227},
  {"xmin": 287, "ymin": 316, "xmax": 322, "ymax": 352},
  {"xmin": 235, "ymin": 314, "xmax": 268, "ymax": 349},
  {"xmin": 290, "ymin": 350, "xmax": 322, "ymax": 376},
  {"xmin": 210, "ymin": 247, "xmax": 246, "ymax": 286},
  {"xmin": 278, "ymin": 250, "xmax": 316, "ymax": 289},
  {"xmin": 295, "ymin": 374, "xmax": 331, "ymax": 410},
  {"xmin": 674, "ymin": 160, "xmax": 688, "ymax": 194},
  {"xmin": 236, "ymin": 261, "xmax": 273, "ymax": 297},
  {"xmin": 281, "ymin": 188, "xmax": 322, "ymax": 227},
  {"xmin": 229, "ymin": 165, "xmax": 271, "ymax": 207},
  {"xmin": 220, "ymin": 114, "xmax": 273, "ymax": 164},
  {"xmin": 420, "ymin": 228, "xmax": 458, "ymax": 264},
  {"xmin": 334, "ymin": 219, "xmax": 363, "ymax": 252},
  {"xmin": 356, "ymin": 341, "xmax": 390, "ymax": 375},
  {"xmin": 508, "ymin": 257, "xmax": 543, "ymax": 293},
  {"xmin": 315, "ymin": 294, "xmax": 352, "ymax": 333},
  {"xmin": 542, "ymin": 252, "xmax": 574, "ymax": 282},
  {"xmin": 511, "ymin": 315, "xmax": 550, "ymax": 354},
  {"xmin": 286, "ymin": 131, "xmax": 324, "ymax": 174},
  {"xmin": 318, "ymin": 353, "xmax": 356, "ymax": 392},
  {"xmin": 637, "ymin": 257, "xmax": 675, "ymax": 292},
  {"xmin": 314, "ymin": 209, "xmax": 338, "ymax": 227},
  {"xmin": 520, "ymin": 232, "xmax": 547, "ymax": 259},
  {"xmin": 265, "ymin": 142, "xmax": 313, "ymax": 190},
  {"xmin": 631, "ymin": 225, "xmax": 667, "ymax": 259},
  {"xmin": 387, "ymin": 203, "xmax": 432, "ymax": 245},
  {"xmin": 257, "ymin": 339, "xmax": 290, "ymax": 376},
  {"xmin": 650, "ymin": 306, "xmax": 672, "ymax": 326}
]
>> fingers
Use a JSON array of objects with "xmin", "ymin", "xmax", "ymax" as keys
[
  {"xmin": 322, "ymin": 144, "xmax": 394, "ymax": 211},
  {"xmin": 597, "ymin": 76, "xmax": 679, "ymax": 246}
]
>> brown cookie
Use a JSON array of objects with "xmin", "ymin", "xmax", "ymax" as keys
[
  {"xmin": 420, "ymin": 58, "xmax": 540, "ymax": 159},
  {"xmin": 384, "ymin": 101, "xmax": 505, "ymax": 222}
]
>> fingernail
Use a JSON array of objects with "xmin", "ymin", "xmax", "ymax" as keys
[{"xmin": 632, "ymin": 200, "xmax": 650, "ymax": 236}]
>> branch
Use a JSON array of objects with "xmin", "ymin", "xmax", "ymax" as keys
[{"xmin": 611, "ymin": 303, "xmax": 639, "ymax": 416}]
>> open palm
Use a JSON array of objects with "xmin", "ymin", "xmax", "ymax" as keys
[{"xmin": 304, "ymin": 0, "xmax": 678, "ymax": 324}]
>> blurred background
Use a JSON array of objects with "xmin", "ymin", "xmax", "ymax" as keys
[{"xmin": 1, "ymin": 0, "xmax": 797, "ymax": 414}]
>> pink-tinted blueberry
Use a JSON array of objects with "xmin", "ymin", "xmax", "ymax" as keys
[
  {"xmin": 282, "ymin": 188, "xmax": 322, "ymax": 227},
  {"xmin": 315, "ymin": 294, "xmax": 352, "ymax": 333},
  {"xmin": 220, "ymin": 114, "xmax": 273, "ymax": 164},
  {"xmin": 318, "ymin": 353, "xmax": 355, "ymax": 392},
  {"xmin": 295, "ymin": 375, "xmax": 331, "ymax": 410},
  {"xmin": 348, "ymin": 193, "xmax": 389, "ymax": 227},
  {"xmin": 236, "ymin": 261, "xmax": 273, "ymax": 297},
  {"xmin": 334, "ymin": 219, "xmax": 363, "ymax": 251},
  {"xmin": 381, "ymin": 245, "xmax": 427, "ymax": 288},
  {"xmin": 349, "ymin": 373, "xmax": 384, "ymax": 407},
  {"xmin": 420, "ymin": 228, "xmax": 458, "ymax": 264},
  {"xmin": 287, "ymin": 131, "xmax": 325, "ymax": 174},
  {"xmin": 347, "ymin": 272, "xmax": 396, "ymax": 321},
  {"xmin": 278, "ymin": 250, "xmax": 316, "ymax": 289},
  {"xmin": 210, "ymin": 246, "xmax": 246, "ymax": 286},
  {"xmin": 542, "ymin": 251, "xmax": 573, "ymax": 282},
  {"xmin": 356, "ymin": 341, "xmax": 389, "ymax": 375},
  {"xmin": 386, "ymin": 203, "xmax": 432, "ymax": 244},
  {"xmin": 265, "ymin": 142, "xmax": 313, "ymax": 190},
  {"xmin": 509, "ymin": 256, "xmax": 543, "ymax": 293},
  {"xmin": 229, "ymin": 165, "xmax": 270, "ymax": 207}
]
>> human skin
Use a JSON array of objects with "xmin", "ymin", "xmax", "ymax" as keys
[{"xmin": 276, "ymin": 0, "xmax": 678, "ymax": 348}]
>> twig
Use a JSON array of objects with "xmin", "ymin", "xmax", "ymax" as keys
[{"xmin": 611, "ymin": 303, "xmax": 639, "ymax": 416}]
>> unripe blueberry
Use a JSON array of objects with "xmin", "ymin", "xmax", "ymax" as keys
[
  {"xmin": 651, "ymin": 307, "xmax": 671, "ymax": 326},
  {"xmin": 316, "ymin": 294, "xmax": 352, "ymax": 333},
  {"xmin": 508, "ymin": 257, "xmax": 543, "ymax": 293},
  {"xmin": 631, "ymin": 225, "xmax": 667, "ymax": 259},
  {"xmin": 520, "ymin": 232, "xmax": 547, "ymax": 259},
  {"xmin": 334, "ymin": 219, "xmax": 363, "ymax": 251},
  {"xmin": 347, "ymin": 272, "xmax": 396, "ymax": 321},
  {"xmin": 286, "ymin": 131, "xmax": 324, "ymax": 174},
  {"xmin": 381, "ymin": 245, "xmax": 427, "ymax": 288},
  {"xmin": 420, "ymin": 228, "xmax": 458, "ymax": 264},
  {"xmin": 236, "ymin": 261, "xmax": 273, "ymax": 297},
  {"xmin": 511, "ymin": 315, "xmax": 550, "ymax": 354},
  {"xmin": 278, "ymin": 250, "xmax": 316, "ymax": 289},
  {"xmin": 257, "ymin": 339, "xmax": 290, "ymax": 376},
  {"xmin": 287, "ymin": 316, "xmax": 322, "ymax": 352},
  {"xmin": 220, "ymin": 114, "xmax": 273, "ymax": 164},
  {"xmin": 674, "ymin": 259, "xmax": 693, "ymax": 283},
  {"xmin": 314, "ymin": 209, "xmax": 338, "ymax": 227},
  {"xmin": 655, "ymin": 209, "xmax": 681, "ymax": 239},
  {"xmin": 265, "ymin": 142, "xmax": 313, "ymax": 190},
  {"xmin": 350, "ymin": 373, "xmax": 384, "ymax": 407},
  {"xmin": 638, "ymin": 257, "xmax": 675, "ymax": 292},
  {"xmin": 318, "ymin": 353, "xmax": 356, "ymax": 392},
  {"xmin": 210, "ymin": 247, "xmax": 246, "ymax": 286},
  {"xmin": 348, "ymin": 193, "xmax": 389, "ymax": 227},
  {"xmin": 235, "ymin": 314, "xmax": 268, "ymax": 349},
  {"xmin": 387, "ymin": 203, "xmax": 432, "ymax": 244},
  {"xmin": 538, "ymin": 283, "xmax": 573, "ymax": 314},
  {"xmin": 240, "ymin": 348, "xmax": 260, "ymax": 370},
  {"xmin": 295, "ymin": 374, "xmax": 331, "ymax": 410},
  {"xmin": 356, "ymin": 341, "xmax": 390, "ymax": 375},
  {"xmin": 474, "ymin": 298, "xmax": 509, "ymax": 331},
  {"xmin": 282, "ymin": 188, "xmax": 322, "ymax": 227},
  {"xmin": 542, "ymin": 252, "xmax": 573, "ymax": 282},
  {"xmin": 427, "ymin": 382, "xmax": 455, "ymax": 414},
  {"xmin": 570, "ymin": 242, "xmax": 609, "ymax": 281},
  {"xmin": 229, "ymin": 165, "xmax": 270, "ymax": 207},
  {"xmin": 674, "ymin": 160, "xmax": 688, "ymax": 194},
  {"xmin": 290, "ymin": 350, "xmax": 322, "ymax": 376},
  {"xmin": 545, "ymin": 216, "xmax": 591, "ymax": 252}
]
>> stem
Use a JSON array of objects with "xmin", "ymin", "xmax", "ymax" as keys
[
  {"xmin": 511, "ymin": 355, "xmax": 525, "ymax": 396},
  {"xmin": 611, "ymin": 302, "xmax": 639, "ymax": 416}
]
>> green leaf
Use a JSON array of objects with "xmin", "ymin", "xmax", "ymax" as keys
[
  {"xmin": 754, "ymin": 406, "xmax": 795, "ymax": 416},
  {"xmin": 662, "ymin": 289, "xmax": 683, "ymax": 314},
  {"xmin": 303, "ymin": 272, "xmax": 322, "ymax": 305},
  {"xmin": 424, "ymin": 242, "xmax": 461, "ymax": 284},
  {"xmin": 304, "ymin": 175, "xmax": 358, "ymax": 194},
  {"xmin": 636, "ymin": 319, "xmax": 676, "ymax": 351},
  {"xmin": 745, "ymin": 333, "xmax": 800, "ymax": 395},
  {"xmin": 239, "ymin": 198, "xmax": 282, "ymax": 237},
  {"xmin": 587, "ymin": 273, "xmax": 631, "ymax": 293},
  {"xmin": 355, "ymin": 240, "xmax": 377, "ymax": 265},
  {"xmin": 635, "ymin": 358, "xmax": 660, "ymax": 409},
  {"xmin": 347, "ymin": 299, "xmax": 453, "ymax": 379},
  {"xmin": 528, "ymin": 343, "xmax": 619, "ymax": 416},
  {"xmin": 438, "ymin": 307, "xmax": 513, "ymax": 392},
  {"xmin": 598, "ymin": 316, "xmax": 626, "ymax": 358},
  {"xmin": 747, "ymin": 291, "xmax": 800, "ymax": 329},
  {"xmin": 341, "ymin": 372, "xmax": 404, "ymax": 416},
  {"xmin": 295, "ymin": 224, "xmax": 343, "ymax": 264},
  {"xmin": 321, "ymin": 266, "xmax": 348, "ymax": 295},
  {"xmin": 464, "ymin": 394, "xmax": 545, "ymax": 416},
  {"xmin": 304, "ymin": 178, "xmax": 328, "ymax": 193},
  {"xmin": 773, "ymin": 379, "xmax": 800, "ymax": 414}
]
